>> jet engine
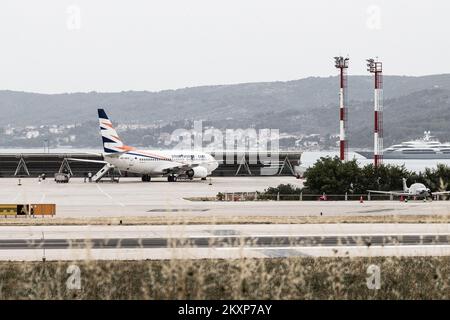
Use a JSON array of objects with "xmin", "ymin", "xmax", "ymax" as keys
[{"xmin": 186, "ymin": 166, "xmax": 208, "ymax": 178}]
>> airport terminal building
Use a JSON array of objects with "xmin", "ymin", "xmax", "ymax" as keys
[{"xmin": 0, "ymin": 150, "xmax": 302, "ymax": 178}]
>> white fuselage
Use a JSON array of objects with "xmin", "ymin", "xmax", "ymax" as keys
[
  {"xmin": 105, "ymin": 149, "xmax": 218, "ymax": 176},
  {"xmin": 406, "ymin": 183, "xmax": 430, "ymax": 197}
]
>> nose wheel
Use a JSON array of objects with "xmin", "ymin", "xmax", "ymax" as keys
[
  {"xmin": 141, "ymin": 175, "xmax": 151, "ymax": 182},
  {"xmin": 168, "ymin": 175, "xmax": 177, "ymax": 182}
]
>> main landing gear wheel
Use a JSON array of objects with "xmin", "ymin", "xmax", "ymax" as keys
[
  {"xmin": 168, "ymin": 175, "xmax": 177, "ymax": 182},
  {"xmin": 141, "ymin": 175, "xmax": 151, "ymax": 182}
]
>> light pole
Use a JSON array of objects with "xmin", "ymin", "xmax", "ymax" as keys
[
  {"xmin": 367, "ymin": 58, "xmax": 383, "ymax": 168},
  {"xmin": 334, "ymin": 56, "xmax": 349, "ymax": 162}
]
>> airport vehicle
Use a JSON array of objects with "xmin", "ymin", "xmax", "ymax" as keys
[
  {"xmin": 69, "ymin": 109, "xmax": 219, "ymax": 182},
  {"xmin": 357, "ymin": 131, "xmax": 450, "ymax": 159},
  {"xmin": 54, "ymin": 172, "xmax": 70, "ymax": 183},
  {"xmin": 368, "ymin": 178, "xmax": 450, "ymax": 199}
]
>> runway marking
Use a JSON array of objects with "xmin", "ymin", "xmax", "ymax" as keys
[
  {"xmin": 96, "ymin": 185, "xmax": 125, "ymax": 207},
  {"xmin": 356, "ymin": 208, "xmax": 396, "ymax": 214},
  {"xmin": 147, "ymin": 208, "xmax": 209, "ymax": 212},
  {"xmin": 258, "ymin": 248, "xmax": 311, "ymax": 258},
  {"xmin": 207, "ymin": 229, "xmax": 241, "ymax": 236}
]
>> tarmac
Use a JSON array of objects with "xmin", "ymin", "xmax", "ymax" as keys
[
  {"xmin": 1, "ymin": 177, "xmax": 450, "ymax": 218},
  {"xmin": 1, "ymin": 177, "xmax": 450, "ymax": 260},
  {"xmin": 1, "ymin": 224, "xmax": 450, "ymax": 260}
]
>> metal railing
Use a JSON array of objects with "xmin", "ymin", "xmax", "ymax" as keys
[{"xmin": 217, "ymin": 192, "xmax": 450, "ymax": 201}]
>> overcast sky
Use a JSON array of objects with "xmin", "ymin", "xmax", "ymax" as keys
[{"xmin": 0, "ymin": 0, "xmax": 449, "ymax": 93}]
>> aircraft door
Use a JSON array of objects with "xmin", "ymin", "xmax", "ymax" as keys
[
  {"xmin": 129, "ymin": 156, "xmax": 136, "ymax": 167},
  {"xmin": 126, "ymin": 156, "xmax": 137, "ymax": 171}
]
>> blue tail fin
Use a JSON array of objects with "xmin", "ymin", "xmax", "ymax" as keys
[{"xmin": 98, "ymin": 109, "xmax": 126, "ymax": 154}]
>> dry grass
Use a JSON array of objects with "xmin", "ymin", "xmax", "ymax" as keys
[
  {"xmin": 0, "ymin": 214, "xmax": 449, "ymax": 226},
  {"xmin": 0, "ymin": 257, "xmax": 449, "ymax": 299}
]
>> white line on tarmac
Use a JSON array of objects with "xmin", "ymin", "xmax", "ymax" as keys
[{"xmin": 96, "ymin": 184, "xmax": 125, "ymax": 207}]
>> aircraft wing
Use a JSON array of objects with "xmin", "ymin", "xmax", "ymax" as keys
[
  {"xmin": 82, "ymin": 152, "xmax": 104, "ymax": 156},
  {"xmin": 66, "ymin": 158, "xmax": 109, "ymax": 164},
  {"xmin": 432, "ymin": 191, "xmax": 450, "ymax": 195},
  {"xmin": 367, "ymin": 190, "xmax": 409, "ymax": 196}
]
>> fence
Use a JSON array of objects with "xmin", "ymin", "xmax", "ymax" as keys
[{"xmin": 217, "ymin": 192, "xmax": 449, "ymax": 202}]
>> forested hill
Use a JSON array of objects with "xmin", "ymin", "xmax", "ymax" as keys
[{"xmin": 1, "ymin": 74, "xmax": 450, "ymax": 147}]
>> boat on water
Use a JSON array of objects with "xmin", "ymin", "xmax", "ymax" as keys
[{"xmin": 357, "ymin": 131, "xmax": 450, "ymax": 159}]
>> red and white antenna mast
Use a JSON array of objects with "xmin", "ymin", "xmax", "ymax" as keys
[
  {"xmin": 367, "ymin": 58, "xmax": 383, "ymax": 168},
  {"xmin": 334, "ymin": 56, "xmax": 349, "ymax": 161}
]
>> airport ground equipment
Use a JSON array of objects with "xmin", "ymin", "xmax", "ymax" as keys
[
  {"xmin": 91, "ymin": 163, "xmax": 115, "ymax": 182},
  {"xmin": 54, "ymin": 172, "xmax": 70, "ymax": 183},
  {"xmin": 58, "ymin": 158, "xmax": 73, "ymax": 176}
]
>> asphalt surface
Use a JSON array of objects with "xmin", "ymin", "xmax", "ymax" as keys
[
  {"xmin": 2, "ymin": 177, "xmax": 450, "ymax": 217},
  {"xmin": 2, "ymin": 234, "xmax": 450, "ymax": 250}
]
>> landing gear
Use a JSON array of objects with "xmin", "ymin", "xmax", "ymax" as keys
[
  {"xmin": 201, "ymin": 177, "xmax": 207, "ymax": 181},
  {"xmin": 168, "ymin": 175, "xmax": 177, "ymax": 182},
  {"xmin": 142, "ymin": 174, "xmax": 151, "ymax": 182}
]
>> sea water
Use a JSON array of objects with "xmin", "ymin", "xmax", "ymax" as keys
[{"xmin": 301, "ymin": 151, "xmax": 450, "ymax": 173}]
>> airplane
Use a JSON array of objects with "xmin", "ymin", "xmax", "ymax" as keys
[
  {"xmin": 69, "ymin": 109, "xmax": 219, "ymax": 182},
  {"xmin": 368, "ymin": 178, "xmax": 450, "ymax": 200}
]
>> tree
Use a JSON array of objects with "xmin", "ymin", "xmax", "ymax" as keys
[
  {"xmin": 360, "ymin": 164, "xmax": 410, "ymax": 192},
  {"xmin": 302, "ymin": 156, "xmax": 362, "ymax": 194},
  {"xmin": 302, "ymin": 156, "xmax": 415, "ymax": 194},
  {"xmin": 417, "ymin": 164, "xmax": 450, "ymax": 192}
]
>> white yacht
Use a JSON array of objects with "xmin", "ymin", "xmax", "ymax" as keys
[{"xmin": 357, "ymin": 131, "xmax": 450, "ymax": 159}]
